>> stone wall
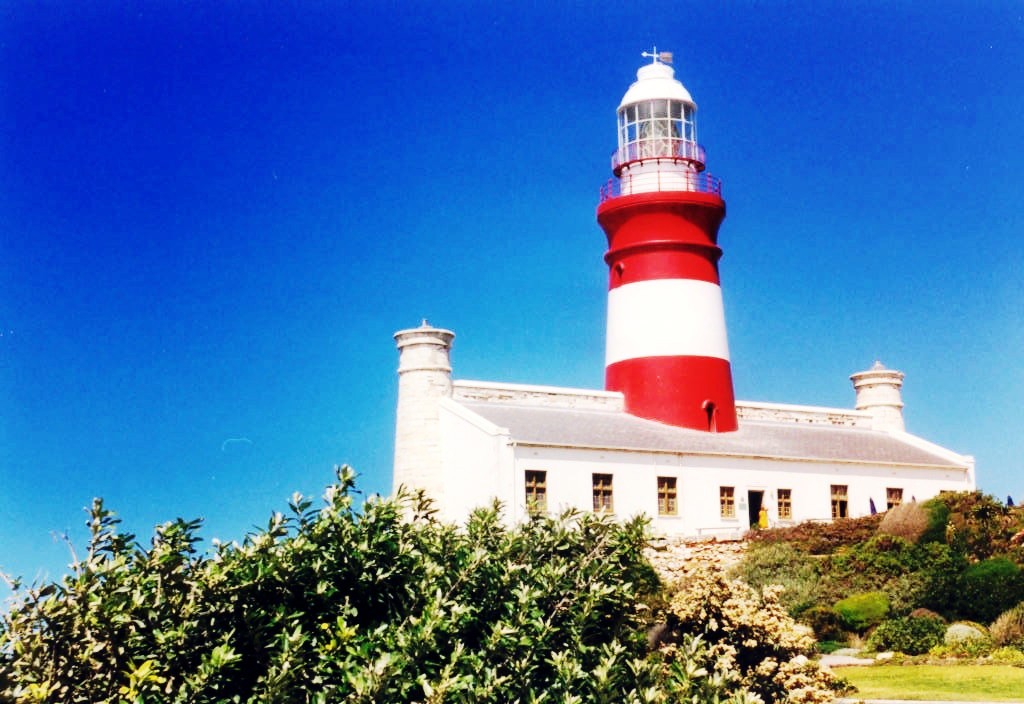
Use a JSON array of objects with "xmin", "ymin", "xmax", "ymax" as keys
[{"xmin": 645, "ymin": 537, "xmax": 747, "ymax": 584}]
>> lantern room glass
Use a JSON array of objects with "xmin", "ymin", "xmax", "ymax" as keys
[{"xmin": 618, "ymin": 99, "xmax": 696, "ymax": 161}]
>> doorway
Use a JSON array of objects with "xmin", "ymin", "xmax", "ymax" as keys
[{"xmin": 748, "ymin": 490, "xmax": 764, "ymax": 528}]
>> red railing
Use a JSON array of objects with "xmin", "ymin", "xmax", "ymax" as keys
[
  {"xmin": 611, "ymin": 139, "xmax": 706, "ymax": 173},
  {"xmin": 599, "ymin": 169, "xmax": 722, "ymax": 202}
]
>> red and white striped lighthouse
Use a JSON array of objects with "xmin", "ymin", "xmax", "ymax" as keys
[{"xmin": 597, "ymin": 50, "xmax": 737, "ymax": 432}]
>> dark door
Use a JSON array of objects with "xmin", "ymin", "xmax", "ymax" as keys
[{"xmin": 748, "ymin": 490, "xmax": 764, "ymax": 528}]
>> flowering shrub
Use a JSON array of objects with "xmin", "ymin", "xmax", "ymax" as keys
[
  {"xmin": 661, "ymin": 565, "xmax": 847, "ymax": 703},
  {"xmin": 925, "ymin": 491, "xmax": 1024, "ymax": 560}
]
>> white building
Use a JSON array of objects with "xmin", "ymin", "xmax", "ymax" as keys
[{"xmin": 391, "ymin": 53, "xmax": 975, "ymax": 537}]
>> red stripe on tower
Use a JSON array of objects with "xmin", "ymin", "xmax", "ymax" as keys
[{"xmin": 596, "ymin": 51, "xmax": 737, "ymax": 432}]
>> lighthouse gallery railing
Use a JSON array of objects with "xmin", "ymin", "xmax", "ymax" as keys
[{"xmin": 600, "ymin": 169, "xmax": 723, "ymax": 202}]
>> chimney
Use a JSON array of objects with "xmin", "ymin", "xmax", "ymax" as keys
[{"xmin": 850, "ymin": 361, "xmax": 905, "ymax": 432}]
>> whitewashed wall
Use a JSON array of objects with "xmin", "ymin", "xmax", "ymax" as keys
[
  {"xmin": 435, "ymin": 398, "xmax": 515, "ymax": 522},
  {"xmin": 426, "ymin": 398, "xmax": 974, "ymax": 536},
  {"xmin": 508, "ymin": 445, "xmax": 973, "ymax": 538}
]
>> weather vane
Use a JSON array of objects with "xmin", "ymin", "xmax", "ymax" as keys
[{"xmin": 641, "ymin": 46, "xmax": 673, "ymax": 65}]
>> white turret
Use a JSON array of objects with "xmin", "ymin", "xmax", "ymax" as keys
[
  {"xmin": 393, "ymin": 322, "xmax": 455, "ymax": 498},
  {"xmin": 850, "ymin": 361, "xmax": 906, "ymax": 432}
]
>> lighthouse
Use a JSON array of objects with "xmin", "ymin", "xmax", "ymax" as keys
[{"xmin": 597, "ymin": 50, "xmax": 737, "ymax": 432}]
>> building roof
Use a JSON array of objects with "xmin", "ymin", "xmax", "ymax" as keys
[{"xmin": 457, "ymin": 399, "xmax": 968, "ymax": 469}]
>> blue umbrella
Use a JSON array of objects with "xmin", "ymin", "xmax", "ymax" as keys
[
  {"xmin": 869, "ymin": 498, "xmax": 878, "ymax": 515},
  {"xmin": 1008, "ymin": 495, "xmax": 1015, "ymax": 507}
]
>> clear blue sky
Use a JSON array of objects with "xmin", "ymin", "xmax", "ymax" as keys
[{"xmin": 2, "ymin": 2, "xmax": 1022, "ymax": 598}]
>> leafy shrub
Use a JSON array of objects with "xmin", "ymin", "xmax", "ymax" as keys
[
  {"xmin": 731, "ymin": 541, "xmax": 822, "ymax": 616},
  {"xmin": 991, "ymin": 601, "xmax": 1024, "ymax": 648},
  {"xmin": 920, "ymin": 496, "xmax": 951, "ymax": 545},
  {"xmin": 809, "ymin": 536, "xmax": 960, "ymax": 619},
  {"xmin": 924, "ymin": 491, "xmax": 1023, "ymax": 560},
  {"xmin": 957, "ymin": 557, "xmax": 1024, "ymax": 622},
  {"xmin": 748, "ymin": 514, "xmax": 882, "ymax": 555},
  {"xmin": 944, "ymin": 621, "xmax": 989, "ymax": 645},
  {"xmin": 801, "ymin": 606, "xmax": 844, "ymax": 642},
  {"xmin": 866, "ymin": 615, "xmax": 945, "ymax": 655},
  {"xmin": 832, "ymin": 534, "xmax": 923, "ymax": 577},
  {"xmin": 833, "ymin": 591, "xmax": 890, "ymax": 632},
  {"xmin": 878, "ymin": 501, "xmax": 931, "ymax": 543},
  {"xmin": 990, "ymin": 646, "xmax": 1024, "ymax": 665},
  {"xmin": 3, "ymin": 468, "xmax": 752, "ymax": 703},
  {"xmin": 938, "ymin": 622, "xmax": 993, "ymax": 657},
  {"xmin": 914, "ymin": 542, "xmax": 966, "ymax": 616},
  {"xmin": 664, "ymin": 565, "xmax": 846, "ymax": 704},
  {"xmin": 909, "ymin": 607, "xmax": 945, "ymax": 622},
  {"xmin": 816, "ymin": 640, "xmax": 845, "ymax": 654}
]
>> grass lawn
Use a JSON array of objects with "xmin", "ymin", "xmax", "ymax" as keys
[{"xmin": 839, "ymin": 664, "xmax": 1024, "ymax": 702}]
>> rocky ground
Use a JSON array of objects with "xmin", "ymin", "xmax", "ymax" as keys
[{"xmin": 645, "ymin": 536, "xmax": 747, "ymax": 584}]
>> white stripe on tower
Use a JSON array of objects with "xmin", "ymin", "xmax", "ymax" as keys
[{"xmin": 605, "ymin": 278, "xmax": 730, "ymax": 366}]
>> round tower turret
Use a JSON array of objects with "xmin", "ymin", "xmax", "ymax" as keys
[
  {"xmin": 393, "ymin": 322, "xmax": 455, "ymax": 498},
  {"xmin": 850, "ymin": 361, "xmax": 906, "ymax": 432}
]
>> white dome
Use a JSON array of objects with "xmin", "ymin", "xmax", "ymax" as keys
[{"xmin": 618, "ymin": 62, "xmax": 695, "ymax": 110}]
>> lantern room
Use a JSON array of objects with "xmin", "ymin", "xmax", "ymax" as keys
[{"xmin": 613, "ymin": 55, "xmax": 704, "ymax": 175}]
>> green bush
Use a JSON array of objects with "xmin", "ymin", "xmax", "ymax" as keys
[
  {"xmin": 990, "ymin": 646, "xmax": 1024, "ymax": 665},
  {"xmin": 866, "ymin": 615, "xmax": 945, "ymax": 655},
  {"xmin": 991, "ymin": 601, "xmax": 1024, "ymax": 648},
  {"xmin": 915, "ymin": 542, "xmax": 965, "ymax": 617},
  {"xmin": 801, "ymin": 605, "xmax": 845, "ymax": 642},
  {"xmin": 834, "ymin": 591, "xmax": 890, "ymax": 632},
  {"xmin": 832, "ymin": 534, "xmax": 923, "ymax": 577},
  {"xmin": 821, "ymin": 536, "xmax": 962, "ymax": 618},
  {"xmin": 957, "ymin": 557, "xmax": 1024, "ymax": 622},
  {"xmin": 920, "ymin": 497, "xmax": 951, "ymax": 545},
  {"xmin": 3, "ymin": 468, "xmax": 737, "ymax": 703},
  {"xmin": 731, "ymin": 541, "xmax": 822, "ymax": 616}
]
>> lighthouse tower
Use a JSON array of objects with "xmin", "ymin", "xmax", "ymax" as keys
[{"xmin": 597, "ymin": 50, "xmax": 737, "ymax": 432}]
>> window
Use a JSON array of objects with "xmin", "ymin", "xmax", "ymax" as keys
[
  {"xmin": 592, "ymin": 474, "xmax": 613, "ymax": 513},
  {"xmin": 657, "ymin": 477, "xmax": 678, "ymax": 516},
  {"xmin": 831, "ymin": 485, "xmax": 849, "ymax": 519},
  {"xmin": 720, "ymin": 486, "xmax": 735, "ymax": 518},
  {"xmin": 525, "ymin": 471, "xmax": 547, "ymax": 514},
  {"xmin": 618, "ymin": 99, "xmax": 695, "ymax": 162},
  {"xmin": 777, "ymin": 488, "xmax": 792, "ymax": 520},
  {"xmin": 886, "ymin": 487, "xmax": 903, "ymax": 510}
]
